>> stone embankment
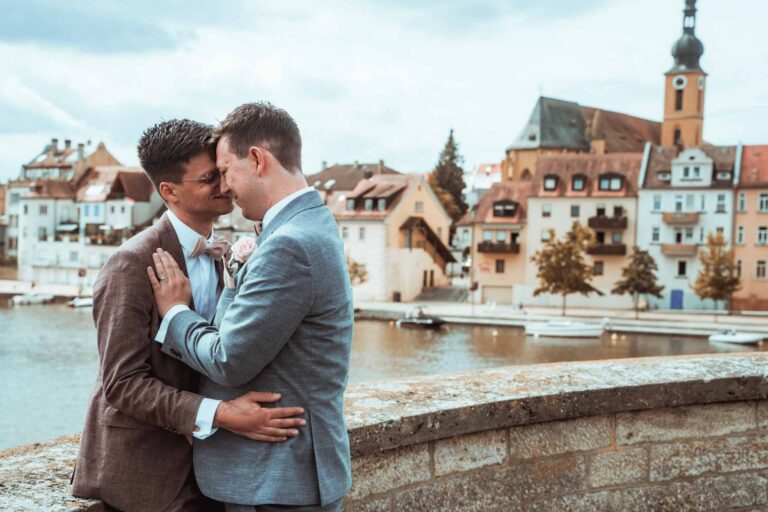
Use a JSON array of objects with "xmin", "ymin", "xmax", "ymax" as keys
[{"xmin": 2, "ymin": 352, "xmax": 768, "ymax": 511}]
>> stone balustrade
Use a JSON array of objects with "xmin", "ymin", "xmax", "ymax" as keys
[{"xmin": 2, "ymin": 352, "xmax": 768, "ymax": 511}]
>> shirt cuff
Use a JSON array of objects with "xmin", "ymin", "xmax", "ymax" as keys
[
  {"xmin": 193, "ymin": 398, "xmax": 221, "ymax": 439},
  {"xmin": 154, "ymin": 304, "xmax": 191, "ymax": 344}
]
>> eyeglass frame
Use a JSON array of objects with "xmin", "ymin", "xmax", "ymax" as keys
[{"xmin": 176, "ymin": 169, "xmax": 222, "ymax": 186}]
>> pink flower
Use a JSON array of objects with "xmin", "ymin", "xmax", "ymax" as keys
[{"xmin": 232, "ymin": 236, "xmax": 257, "ymax": 263}]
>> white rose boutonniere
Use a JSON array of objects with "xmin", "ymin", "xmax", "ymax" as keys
[{"xmin": 227, "ymin": 235, "xmax": 257, "ymax": 278}]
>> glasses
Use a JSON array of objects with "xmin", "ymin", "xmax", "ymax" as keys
[{"xmin": 178, "ymin": 170, "xmax": 221, "ymax": 187}]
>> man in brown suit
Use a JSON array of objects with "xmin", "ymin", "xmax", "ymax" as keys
[{"xmin": 73, "ymin": 119, "xmax": 306, "ymax": 512}]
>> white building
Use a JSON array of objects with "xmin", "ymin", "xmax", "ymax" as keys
[
  {"xmin": 463, "ymin": 163, "xmax": 501, "ymax": 208},
  {"xmin": 17, "ymin": 167, "xmax": 162, "ymax": 288},
  {"xmin": 637, "ymin": 145, "xmax": 739, "ymax": 310}
]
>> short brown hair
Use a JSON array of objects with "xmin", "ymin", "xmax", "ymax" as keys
[
  {"xmin": 137, "ymin": 119, "xmax": 215, "ymax": 188},
  {"xmin": 214, "ymin": 102, "xmax": 302, "ymax": 173}
]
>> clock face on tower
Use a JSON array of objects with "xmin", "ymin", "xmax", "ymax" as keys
[
  {"xmin": 673, "ymin": 75, "xmax": 688, "ymax": 90},
  {"xmin": 698, "ymin": 76, "xmax": 706, "ymax": 90}
]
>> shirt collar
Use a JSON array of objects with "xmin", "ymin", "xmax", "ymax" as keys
[
  {"xmin": 262, "ymin": 186, "xmax": 315, "ymax": 231},
  {"xmin": 166, "ymin": 210, "xmax": 215, "ymax": 255}
]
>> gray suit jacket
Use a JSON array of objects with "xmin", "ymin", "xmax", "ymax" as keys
[{"xmin": 163, "ymin": 190, "xmax": 353, "ymax": 506}]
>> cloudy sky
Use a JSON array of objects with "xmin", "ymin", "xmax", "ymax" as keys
[{"xmin": 0, "ymin": 0, "xmax": 766, "ymax": 182}]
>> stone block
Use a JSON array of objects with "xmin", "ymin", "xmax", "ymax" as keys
[
  {"xmin": 649, "ymin": 434, "xmax": 768, "ymax": 482},
  {"xmin": 434, "ymin": 429, "xmax": 506, "ymax": 477},
  {"xmin": 348, "ymin": 444, "xmax": 430, "ymax": 501},
  {"xmin": 758, "ymin": 400, "xmax": 768, "ymax": 429},
  {"xmin": 508, "ymin": 491, "xmax": 612, "ymax": 512},
  {"xmin": 616, "ymin": 402, "xmax": 756, "ymax": 445},
  {"xmin": 343, "ymin": 496, "xmax": 390, "ymax": 512},
  {"xmin": 509, "ymin": 416, "xmax": 611, "ymax": 459},
  {"xmin": 394, "ymin": 454, "xmax": 586, "ymax": 512},
  {"xmin": 588, "ymin": 447, "xmax": 647, "ymax": 488}
]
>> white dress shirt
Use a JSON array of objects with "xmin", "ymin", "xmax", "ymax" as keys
[{"xmin": 156, "ymin": 188, "xmax": 315, "ymax": 438}]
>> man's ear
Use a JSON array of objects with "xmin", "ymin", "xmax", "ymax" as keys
[
  {"xmin": 249, "ymin": 146, "xmax": 268, "ymax": 177},
  {"xmin": 158, "ymin": 182, "xmax": 179, "ymax": 204}
]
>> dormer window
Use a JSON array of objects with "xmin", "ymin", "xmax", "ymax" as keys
[
  {"xmin": 493, "ymin": 200, "xmax": 517, "ymax": 217},
  {"xmin": 346, "ymin": 198, "xmax": 355, "ymax": 211},
  {"xmin": 716, "ymin": 171, "xmax": 731, "ymax": 181},
  {"xmin": 598, "ymin": 174, "xmax": 623, "ymax": 191},
  {"xmin": 364, "ymin": 198, "xmax": 374, "ymax": 211},
  {"xmin": 658, "ymin": 172, "xmax": 671, "ymax": 182},
  {"xmin": 572, "ymin": 175, "xmax": 586, "ymax": 192},
  {"xmin": 543, "ymin": 175, "xmax": 558, "ymax": 191},
  {"xmin": 377, "ymin": 198, "xmax": 387, "ymax": 211}
]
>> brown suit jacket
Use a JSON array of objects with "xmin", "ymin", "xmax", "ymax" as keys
[{"xmin": 73, "ymin": 213, "xmax": 220, "ymax": 511}]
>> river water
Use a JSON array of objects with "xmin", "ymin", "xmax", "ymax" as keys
[{"xmin": 0, "ymin": 304, "xmax": 762, "ymax": 450}]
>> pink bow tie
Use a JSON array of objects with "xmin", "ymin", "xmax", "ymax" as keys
[
  {"xmin": 254, "ymin": 222, "xmax": 263, "ymax": 236},
  {"xmin": 189, "ymin": 236, "xmax": 231, "ymax": 261}
]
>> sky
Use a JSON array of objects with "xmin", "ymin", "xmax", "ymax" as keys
[{"xmin": 0, "ymin": 0, "xmax": 766, "ymax": 182}]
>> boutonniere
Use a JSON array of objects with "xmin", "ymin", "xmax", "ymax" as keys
[{"xmin": 227, "ymin": 235, "xmax": 257, "ymax": 277}]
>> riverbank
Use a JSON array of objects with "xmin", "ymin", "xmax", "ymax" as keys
[{"xmin": 356, "ymin": 301, "xmax": 768, "ymax": 338}]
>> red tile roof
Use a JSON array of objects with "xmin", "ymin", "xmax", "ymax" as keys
[
  {"xmin": 330, "ymin": 174, "xmax": 417, "ymax": 220},
  {"xmin": 456, "ymin": 181, "xmax": 533, "ymax": 226},
  {"xmin": 23, "ymin": 180, "xmax": 76, "ymax": 200},
  {"xmin": 738, "ymin": 145, "xmax": 768, "ymax": 188},
  {"xmin": 77, "ymin": 166, "xmax": 154, "ymax": 202},
  {"xmin": 643, "ymin": 145, "xmax": 736, "ymax": 189},
  {"xmin": 534, "ymin": 153, "xmax": 642, "ymax": 197}
]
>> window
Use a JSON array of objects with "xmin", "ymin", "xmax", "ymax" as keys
[
  {"xmin": 110, "ymin": 206, "xmax": 115, "ymax": 214},
  {"xmin": 595, "ymin": 231, "xmax": 605, "ymax": 244},
  {"xmin": 613, "ymin": 205, "xmax": 624, "ymax": 217},
  {"xmin": 542, "ymin": 204, "xmax": 552, "ymax": 217},
  {"xmin": 341, "ymin": 227, "xmax": 348, "ymax": 240},
  {"xmin": 652, "ymin": 227, "xmax": 660, "ymax": 242},
  {"xmin": 572, "ymin": 176, "xmax": 585, "ymax": 191},
  {"xmin": 570, "ymin": 205, "xmax": 580, "ymax": 218},
  {"xmin": 377, "ymin": 198, "xmax": 387, "ymax": 211},
  {"xmin": 39, "ymin": 204, "xmax": 48, "ymax": 215},
  {"xmin": 658, "ymin": 172, "xmax": 671, "ymax": 181},
  {"xmin": 596, "ymin": 204, "xmax": 606, "ymax": 217},
  {"xmin": 758, "ymin": 227, "xmax": 768, "ymax": 245},
  {"xmin": 716, "ymin": 194, "xmax": 726, "ymax": 213},
  {"xmin": 760, "ymin": 193, "xmax": 768, "ymax": 212},
  {"xmin": 496, "ymin": 231, "xmax": 506, "ymax": 242},
  {"xmin": 675, "ymin": 90, "xmax": 683, "ymax": 111},
  {"xmin": 674, "ymin": 195, "xmax": 683, "ymax": 212},
  {"xmin": 483, "ymin": 230, "xmax": 493, "ymax": 242},
  {"xmin": 686, "ymin": 194, "xmax": 695, "ymax": 211},
  {"xmin": 94, "ymin": 205, "xmax": 101, "ymax": 216},
  {"xmin": 543, "ymin": 176, "xmax": 558, "ymax": 191},
  {"xmin": 593, "ymin": 261, "xmax": 604, "ymax": 276},
  {"xmin": 84, "ymin": 205, "xmax": 90, "ymax": 216},
  {"xmin": 346, "ymin": 199, "xmax": 355, "ymax": 211},
  {"xmin": 359, "ymin": 227, "xmax": 365, "ymax": 240},
  {"xmin": 683, "ymin": 167, "xmax": 690, "ymax": 179},
  {"xmin": 8, "ymin": 237, "xmax": 16, "ymax": 250},
  {"xmin": 541, "ymin": 230, "xmax": 551, "ymax": 242},
  {"xmin": 461, "ymin": 230, "xmax": 469, "ymax": 244},
  {"xmin": 700, "ymin": 194, "xmax": 705, "ymax": 211},
  {"xmin": 493, "ymin": 201, "xmax": 517, "ymax": 217},
  {"xmin": 716, "ymin": 172, "xmax": 731, "ymax": 180},
  {"xmin": 598, "ymin": 175, "xmax": 622, "ymax": 191},
  {"xmin": 677, "ymin": 261, "xmax": 687, "ymax": 277},
  {"xmin": 699, "ymin": 227, "xmax": 705, "ymax": 243},
  {"xmin": 693, "ymin": 167, "xmax": 701, "ymax": 178},
  {"xmin": 364, "ymin": 199, "xmax": 373, "ymax": 211},
  {"xmin": 758, "ymin": 261, "xmax": 767, "ymax": 279},
  {"xmin": 653, "ymin": 195, "xmax": 662, "ymax": 211},
  {"xmin": 685, "ymin": 228, "xmax": 694, "ymax": 241},
  {"xmin": 737, "ymin": 226, "xmax": 745, "ymax": 245},
  {"xmin": 414, "ymin": 201, "xmax": 423, "ymax": 213},
  {"xmin": 738, "ymin": 193, "xmax": 746, "ymax": 212},
  {"xmin": 495, "ymin": 260, "xmax": 505, "ymax": 274},
  {"xmin": 69, "ymin": 251, "xmax": 78, "ymax": 263},
  {"xmin": 38, "ymin": 227, "xmax": 47, "ymax": 241},
  {"xmin": 10, "ymin": 193, "xmax": 20, "ymax": 205},
  {"xmin": 737, "ymin": 260, "xmax": 742, "ymax": 278},
  {"xmin": 23, "ymin": 204, "xmax": 28, "ymax": 214},
  {"xmin": 121, "ymin": 206, "xmax": 126, "ymax": 214},
  {"xmin": 612, "ymin": 232, "xmax": 623, "ymax": 244}
]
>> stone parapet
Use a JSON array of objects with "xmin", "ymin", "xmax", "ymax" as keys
[{"xmin": 2, "ymin": 353, "xmax": 768, "ymax": 511}]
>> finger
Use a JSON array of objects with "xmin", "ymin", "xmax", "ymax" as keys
[
  {"xmin": 229, "ymin": 430, "xmax": 287, "ymax": 443},
  {"xmin": 255, "ymin": 427, "xmax": 299, "ymax": 437},
  {"xmin": 267, "ymin": 418, "xmax": 307, "ymax": 428},
  {"xmin": 269, "ymin": 407, "xmax": 305, "ymax": 419},
  {"xmin": 160, "ymin": 250, "xmax": 182, "ymax": 280},
  {"xmin": 245, "ymin": 392, "xmax": 281, "ymax": 403},
  {"xmin": 146, "ymin": 267, "xmax": 160, "ymax": 291},
  {"xmin": 152, "ymin": 252, "xmax": 168, "ymax": 280}
]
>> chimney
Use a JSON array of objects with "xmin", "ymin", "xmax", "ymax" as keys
[
  {"xmin": 50, "ymin": 138, "xmax": 59, "ymax": 155},
  {"xmin": 64, "ymin": 139, "xmax": 72, "ymax": 149},
  {"xmin": 77, "ymin": 143, "xmax": 85, "ymax": 159},
  {"xmin": 378, "ymin": 159, "xmax": 384, "ymax": 173},
  {"xmin": 322, "ymin": 160, "xmax": 327, "ymax": 171}
]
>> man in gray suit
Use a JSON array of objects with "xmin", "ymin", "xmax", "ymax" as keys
[{"xmin": 148, "ymin": 103, "xmax": 353, "ymax": 511}]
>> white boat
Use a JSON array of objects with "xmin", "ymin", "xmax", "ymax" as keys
[
  {"xmin": 10, "ymin": 293, "xmax": 55, "ymax": 306},
  {"xmin": 396, "ymin": 306, "xmax": 446, "ymax": 329},
  {"xmin": 68, "ymin": 297, "xmax": 93, "ymax": 308},
  {"xmin": 525, "ymin": 319, "xmax": 606, "ymax": 338},
  {"xmin": 708, "ymin": 330, "xmax": 764, "ymax": 345}
]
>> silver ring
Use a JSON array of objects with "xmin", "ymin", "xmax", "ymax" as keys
[{"xmin": 158, "ymin": 275, "xmax": 168, "ymax": 281}]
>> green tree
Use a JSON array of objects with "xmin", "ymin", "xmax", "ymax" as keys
[
  {"xmin": 612, "ymin": 247, "xmax": 665, "ymax": 319},
  {"xmin": 531, "ymin": 222, "xmax": 602, "ymax": 315},
  {"xmin": 428, "ymin": 129, "xmax": 467, "ymax": 222},
  {"xmin": 347, "ymin": 255, "xmax": 368, "ymax": 285},
  {"xmin": 692, "ymin": 232, "xmax": 740, "ymax": 312}
]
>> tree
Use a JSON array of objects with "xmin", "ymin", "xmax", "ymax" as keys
[
  {"xmin": 428, "ymin": 129, "xmax": 468, "ymax": 222},
  {"xmin": 531, "ymin": 222, "xmax": 602, "ymax": 316},
  {"xmin": 347, "ymin": 255, "xmax": 368, "ymax": 285},
  {"xmin": 612, "ymin": 247, "xmax": 664, "ymax": 319},
  {"xmin": 692, "ymin": 232, "xmax": 740, "ymax": 312}
]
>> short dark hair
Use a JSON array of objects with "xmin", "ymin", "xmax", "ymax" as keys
[
  {"xmin": 137, "ymin": 119, "xmax": 215, "ymax": 188},
  {"xmin": 214, "ymin": 102, "xmax": 302, "ymax": 174}
]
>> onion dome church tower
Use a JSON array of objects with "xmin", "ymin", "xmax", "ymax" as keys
[{"xmin": 661, "ymin": 0, "xmax": 707, "ymax": 147}]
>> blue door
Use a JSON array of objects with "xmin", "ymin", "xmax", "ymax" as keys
[{"xmin": 670, "ymin": 289, "xmax": 684, "ymax": 310}]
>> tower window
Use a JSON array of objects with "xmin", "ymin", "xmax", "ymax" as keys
[
  {"xmin": 675, "ymin": 90, "xmax": 683, "ymax": 111},
  {"xmin": 673, "ymin": 128, "xmax": 682, "ymax": 145}
]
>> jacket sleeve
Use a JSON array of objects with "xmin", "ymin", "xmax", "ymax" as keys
[
  {"xmin": 162, "ymin": 235, "xmax": 313, "ymax": 387},
  {"xmin": 95, "ymin": 250, "xmax": 203, "ymax": 433}
]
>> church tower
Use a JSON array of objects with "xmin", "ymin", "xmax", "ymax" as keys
[{"xmin": 661, "ymin": 0, "xmax": 706, "ymax": 147}]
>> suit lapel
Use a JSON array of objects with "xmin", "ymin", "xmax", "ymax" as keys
[
  {"xmin": 157, "ymin": 213, "xmax": 197, "ymax": 312},
  {"xmin": 257, "ymin": 190, "xmax": 324, "ymax": 246}
]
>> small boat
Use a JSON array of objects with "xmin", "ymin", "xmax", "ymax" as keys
[
  {"xmin": 708, "ymin": 330, "xmax": 764, "ymax": 345},
  {"xmin": 68, "ymin": 297, "xmax": 93, "ymax": 308},
  {"xmin": 10, "ymin": 293, "xmax": 55, "ymax": 306},
  {"xmin": 525, "ymin": 319, "xmax": 606, "ymax": 338},
  {"xmin": 396, "ymin": 307, "xmax": 446, "ymax": 329}
]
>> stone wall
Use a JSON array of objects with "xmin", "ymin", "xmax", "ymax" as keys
[{"xmin": 2, "ymin": 353, "xmax": 768, "ymax": 511}]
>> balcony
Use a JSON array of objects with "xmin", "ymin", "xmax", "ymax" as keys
[
  {"xmin": 662, "ymin": 212, "xmax": 699, "ymax": 225},
  {"xmin": 588, "ymin": 215, "xmax": 628, "ymax": 230},
  {"xmin": 477, "ymin": 241, "xmax": 521, "ymax": 254},
  {"xmin": 587, "ymin": 243, "xmax": 627, "ymax": 256},
  {"xmin": 661, "ymin": 243, "xmax": 699, "ymax": 257}
]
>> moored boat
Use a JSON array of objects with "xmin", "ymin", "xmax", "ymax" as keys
[
  {"xmin": 396, "ymin": 306, "xmax": 446, "ymax": 329},
  {"xmin": 68, "ymin": 297, "xmax": 94, "ymax": 308},
  {"xmin": 525, "ymin": 320, "xmax": 605, "ymax": 338},
  {"xmin": 708, "ymin": 330, "xmax": 764, "ymax": 345},
  {"xmin": 10, "ymin": 293, "xmax": 55, "ymax": 306}
]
